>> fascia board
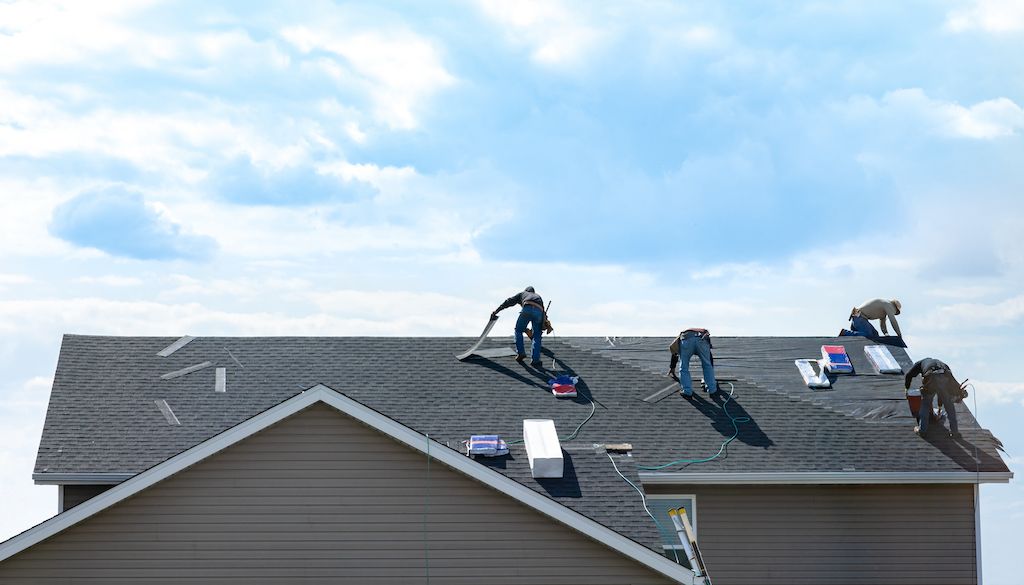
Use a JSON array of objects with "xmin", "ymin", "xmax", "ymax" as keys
[
  {"xmin": 3, "ymin": 385, "xmax": 696, "ymax": 584},
  {"xmin": 639, "ymin": 471, "xmax": 1013, "ymax": 485}
]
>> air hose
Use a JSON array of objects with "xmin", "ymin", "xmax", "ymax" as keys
[{"xmin": 637, "ymin": 382, "xmax": 750, "ymax": 471}]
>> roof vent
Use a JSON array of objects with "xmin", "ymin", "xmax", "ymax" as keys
[{"xmin": 523, "ymin": 419, "xmax": 563, "ymax": 479}]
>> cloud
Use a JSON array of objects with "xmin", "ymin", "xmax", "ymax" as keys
[
  {"xmin": 48, "ymin": 187, "xmax": 217, "ymax": 261},
  {"xmin": 280, "ymin": 25, "xmax": 455, "ymax": 130},
  {"xmin": 73, "ymin": 275, "xmax": 143, "ymax": 287},
  {"xmin": 924, "ymin": 294, "xmax": 1024, "ymax": 330},
  {"xmin": 970, "ymin": 380, "xmax": 1024, "ymax": 407},
  {"xmin": 844, "ymin": 88, "xmax": 1024, "ymax": 140},
  {"xmin": 211, "ymin": 156, "xmax": 375, "ymax": 206},
  {"xmin": 946, "ymin": 0, "xmax": 1024, "ymax": 33},
  {"xmin": 473, "ymin": 0, "xmax": 606, "ymax": 67}
]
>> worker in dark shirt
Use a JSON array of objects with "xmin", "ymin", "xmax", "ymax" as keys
[
  {"xmin": 667, "ymin": 328, "xmax": 717, "ymax": 397},
  {"xmin": 904, "ymin": 358, "xmax": 961, "ymax": 438},
  {"xmin": 491, "ymin": 286, "xmax": 547, "ymax": 366}
]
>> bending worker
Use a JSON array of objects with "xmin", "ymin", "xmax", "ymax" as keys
[
  {"xmin": 492, "ymin": 286, "xmax": 549, "ymax": 366},
  {"xmin": 851, "ymin": 298, "xmax": 903, "ymax": 337},
  {"xmin": 904, "ymin": 357, "xmax": 961, "ymax": 439},
  {"xmin": 668, "ymin": 328, "xmax": 717, "ymax": 397}
]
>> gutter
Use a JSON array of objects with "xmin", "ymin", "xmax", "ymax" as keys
[{"xmin": 639, "ymin": 471, "xmax": 1013, "ymax": 485}]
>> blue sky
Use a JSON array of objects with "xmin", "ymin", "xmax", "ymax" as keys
[{"xmin": 1, "ymin": 0, "xmax": 1023, "ymax": 580}]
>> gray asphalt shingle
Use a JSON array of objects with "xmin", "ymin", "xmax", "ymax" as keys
[{"xmin": 33, "ymin": 334, "xmax": 1010, "ymax": 549}]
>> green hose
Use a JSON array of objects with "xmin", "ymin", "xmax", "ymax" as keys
[{"xmin": 637, "ymin": 382, "xmax": 749, "ymax": 471}]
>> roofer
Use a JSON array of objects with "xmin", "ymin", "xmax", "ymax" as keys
[
  {"xmin": 904, "ymin": 357, "xmax": 961, "ymax": 439},
  {"xmin": 850, "ymin": 298, "xmax": 903, "ymax": 338},
  {"xmin": 668, "ymin": 328, "xmax": 717, "ymax": 398},
  {"xmin": 491, "ymin": 286, "xmax": 549, "ymax": 367}
]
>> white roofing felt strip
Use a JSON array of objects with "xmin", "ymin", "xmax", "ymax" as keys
[
  {"xmin": 154, "ymin": 399, "xmax": 180, "ymax": 425},
  {"xmin": 639, "ymin": 471, "xmax": 1014, "ymax": 485},
  {"xmin": 455, "ymin": 317, "xmax": 499, "ymax": 360},
  {"xmin": 156, "ymin": 335, "xmax": 195, "ymax": 357},
  {"xmin": 0, "ymin": 385, "xmax": 697, "ymax": 584},
  {"xmin": 215, "ymin": 368, "xmax": 226, "ymax": 393},
  {"xmin": 160, "ymin": 361, "xmax": 213, "ymax": 380}
]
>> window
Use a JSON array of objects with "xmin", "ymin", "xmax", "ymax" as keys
[{"xmin": 647, "ymin": 494, "xmax": 697, "ymax": 567}]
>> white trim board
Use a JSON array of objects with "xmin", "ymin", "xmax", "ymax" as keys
[
  {"xmin": 1, "ymin": 384, "xmax": 696, "ymax": 584},
  {"xmin": 639, "ymin": 471, "xmax": 1013, "ymax": 485}
]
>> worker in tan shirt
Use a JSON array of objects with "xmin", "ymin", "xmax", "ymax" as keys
[{"xmin": 851, "ymin": 298, "xmax": 903, "ymax": 337}]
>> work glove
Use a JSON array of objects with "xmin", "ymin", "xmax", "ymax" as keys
[
  {"xmin": 668, "ymin": 369, "xmax": 679, "ymax": 381},
  {"xmin": 490, "ymin": 311, "xmax": 498, "ymax": 320}
]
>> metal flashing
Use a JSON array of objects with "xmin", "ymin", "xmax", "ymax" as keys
[
  {"xmin": 639, "ymin": 471, "xmax": 1014, "ymax": 485},
  {"xmin": 160, "ymin": 361, "xmax": 213, "ymax": 380},
  {"xmin": 2, "ymin": 385, "xmax": 697, "ymax": 584},
  {"xmin": 154, "ymin": 399, "xmax": 180, "ymax": 425},
  {"xmin": 156, "ymin": 335, "xmax": 195, "ymax": 357}
]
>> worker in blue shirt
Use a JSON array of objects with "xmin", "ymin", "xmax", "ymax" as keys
[{"xmin": 492, "ymin": 286, "xmax": 549, "ymax": 366}]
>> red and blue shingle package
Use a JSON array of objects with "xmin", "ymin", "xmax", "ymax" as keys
[
  {"xmin": 548, "ymin": 375, "xmax": 579, "ymax": 398},
  {"xmin": 821, "ymin": 345, "xmax": 854, "ymax": 374}
]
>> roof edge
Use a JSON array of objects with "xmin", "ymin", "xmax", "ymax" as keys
[
  {"xmin": 33, "ymin": 473, "xmax": 134, "ymax": 485},
  {"xmin": 639, "ymin": 471, "xmax": 1014, "ymax": 485},
  {"xmin": 4, "ymin": 384, "xmax": 696, "ymax": 584}
]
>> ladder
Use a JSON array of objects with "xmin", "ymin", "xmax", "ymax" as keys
[{"xmin": 668, "ymin": 507, "xmax": 712, "ymax": 585}]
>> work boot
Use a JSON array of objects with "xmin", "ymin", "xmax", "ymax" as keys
[
  {"xmin": 914, "ymin": 425, "xmax": 924, "ymax": 436},
  {"xmin": 515, "ymin": 354, "xmax": 527, "ymax": 363},
  {"xmin": 530, "ymin": 360, "xmax": 544, "ymax": 369},
  {"xmin": 950, "ymin": 431, "xmax": 962, "ymax": 439}
]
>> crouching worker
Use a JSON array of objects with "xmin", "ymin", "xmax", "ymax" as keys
[
  {"xmin": 904, "ymin": 358, "xmax": 962, "ymax": 439},
  {"xmin": 839, "ymin": 313, "xmax": 879, "ymax": 338},
  {"xmin": 491, "ymin": 286, "xmax": 547, "ymax": 367},
  {"xmin": 668, "ymin": 328, "xmax": 717, "ymax": 398}
]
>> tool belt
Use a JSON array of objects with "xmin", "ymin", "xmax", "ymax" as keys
[{"xmin": 922, "ymin": 368, "xmax": 967, "ymax": 403}]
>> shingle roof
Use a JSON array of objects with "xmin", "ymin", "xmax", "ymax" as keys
[{"xmin": 35, "ymin": 334, "xmax": 1010, "ymax": 546}]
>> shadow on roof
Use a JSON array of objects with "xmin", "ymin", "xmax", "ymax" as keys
[{"xmin": 686, "ymin": 390, "xmax": 774, "ymax": 450}]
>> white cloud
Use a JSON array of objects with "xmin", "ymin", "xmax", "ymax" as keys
[
  {"xmin": 845, "ymin": 88, "xmax": 1024, "ymax": 140},
  {"xmin": 924, "ymin": 294, "xmax": 1024, "ymax": 330},
  {"xmin": 474, "ymin": 0, "xmax": 607, "ymax": 67},
  {"xmin": 74, "ymin": 275, "xmax": 143, "ymax": 287},
  {"xmin": 280, "ymin": 25, "xmax": 455, "ymax": 130},
  {"xmin": 0, "ymin": 0, "xmax": 167, "ymax": 72},
  {"xmin": 970, "ymin": 380, "xmax": 1024, "ymax": 407},
  {"xmin": 0, "ymin": 274, "xmax": 34, "ymax": 285},
  {"xmin": 946, "ymin": 0, "xmax": 1024, "ymax": 33}
]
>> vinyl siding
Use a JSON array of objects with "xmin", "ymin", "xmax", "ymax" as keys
[
  {"xmin": 61, "ymin": 484, "xmax": 114, "ymax": 512},
  {"xmin": 1, "ymin": 404, "xmax": 675, "ymax": 585},
  {"xmin": 645, "ymin": 483, "xmax": 976, "ymax": 585}
]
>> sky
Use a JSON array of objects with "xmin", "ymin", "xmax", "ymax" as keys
[{"xmin": 0, "ymin": 0, "xmax": 1022, "ymax": 580}]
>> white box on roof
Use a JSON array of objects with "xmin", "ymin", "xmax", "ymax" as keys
[
  {"xmin": 865, "ymin": 345, "xmax": 902, "ymax": 374},
  {"xmin": 523, "ymin": 419, "xmax": 563, "ymax": 479}
]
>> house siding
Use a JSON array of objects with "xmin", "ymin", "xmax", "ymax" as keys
[
  {"xmin": 0, "ymin": 404, "xmax": 675, "ymax": 585},
  {"xmin": 645, "ymin": 483, "xmax": 976, "ymax": 585},
  {"xmin": 61, "ymin": 484, "xmax": 114, "ymax": 512}
]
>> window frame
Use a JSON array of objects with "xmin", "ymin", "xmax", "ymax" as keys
[{"xmin": 646, "ymin": 493, "xmax": 697, "ymax": 560}]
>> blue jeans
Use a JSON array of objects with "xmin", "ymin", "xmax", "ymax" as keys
[
  {"xmin": 515, "ymin": 305, "xmax": 544, "ymax": 362},
  {"xmin": 678, "ymin": 334, "xmax": 717, "ymax": 395},
  {"xmin": 918, "ymin": 389, "xmax": 959, "ymax": 434},
  {"xmin": 841, "ymin": 315, "xmax": 879, "ymax": 337}
]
